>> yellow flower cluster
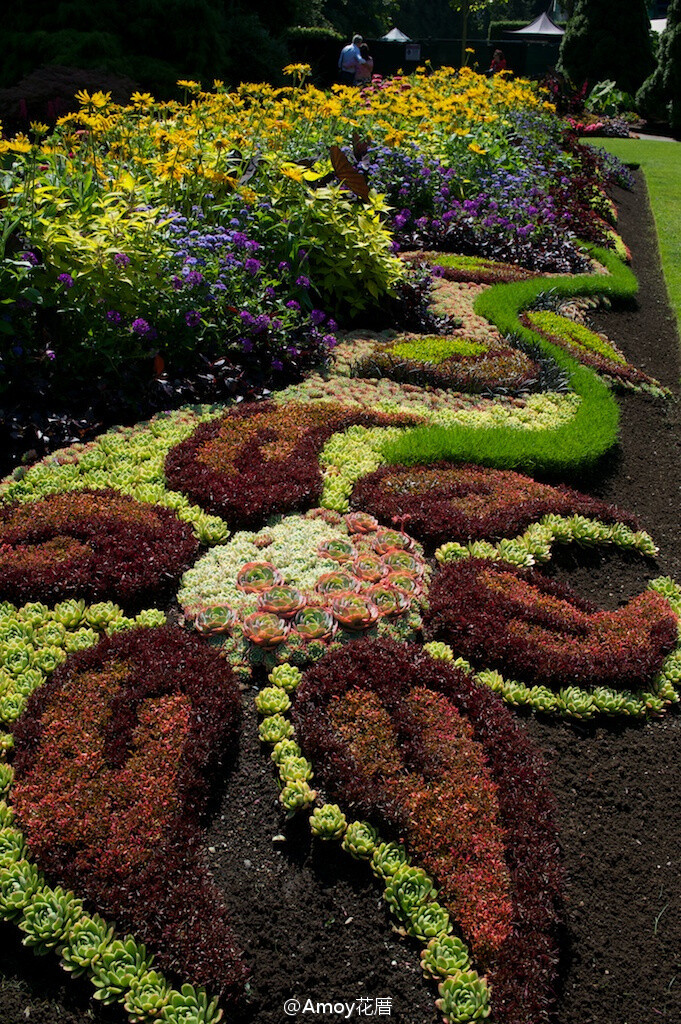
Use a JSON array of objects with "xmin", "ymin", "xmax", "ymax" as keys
[
  {"xmin": 0, "ymin": 65, "xmax": 557, "ymax": 236},
  {"xmin": 0, "ymin": 65, "xmax": 552, "ymax": 204}
]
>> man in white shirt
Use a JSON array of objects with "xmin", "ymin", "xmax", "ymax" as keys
[{"xmin": 338, "ymin": 34, "xmax": 363, "ymax": 85}]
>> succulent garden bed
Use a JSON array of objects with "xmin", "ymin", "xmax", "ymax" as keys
[{"xmin": 1, "ymin": 67, "xmax": 681, "ymax": 1024}]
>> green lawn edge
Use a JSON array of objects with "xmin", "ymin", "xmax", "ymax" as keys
[
  {"xmin": 382, "ymin": 246, "xmax": 633, "ymax": 476},
  {"xmin": 590, "ymin": 138, "xmax": 681, "ymax": 339}
]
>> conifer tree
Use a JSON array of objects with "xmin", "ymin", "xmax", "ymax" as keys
[
  {"xmin": 558, "ymin": 0, "xmax": 655, "ymax": 96},
  {"xmin": 637, "ymin": 0, "xmax": 681, "ymax": 133}
]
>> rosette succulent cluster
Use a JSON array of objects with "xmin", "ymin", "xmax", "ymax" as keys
[
  {"xmin": 342, "ymin": 820, "xmax": 379, "ymax": 861},
  {"xmin": 421, "ymin": 935, "xmax": 472, "ymax": 981},
  {"xmin": 180, "ymin": 510, "xmax": 428, "ymax": 675},
  {"xmin": 435, "ymin": 971, "xmax": 491, "ymax": 1023}
]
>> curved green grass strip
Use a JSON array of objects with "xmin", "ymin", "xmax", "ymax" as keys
[{"xmin": 382, "ymin": 247, "xmax": 637, "ymax": 476}]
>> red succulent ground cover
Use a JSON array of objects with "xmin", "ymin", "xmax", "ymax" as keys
[
  {"xmin": 0, "ymin": 489, "xmax": 199, "ymax": 607},
  {"xmin": 325, "ymin": 684, "xmax": 514, "ymax": 959},
  {"xmin": 293, "ymin": 638, "xmax": 563, "ymax": 1024},
  {"xmin": 425, "ymin": 558, "xmax": 678, "ymax": 690},
  {"xmin": 350, "ymin": 462, "xmax": 638, "ymax": 547},
  {"xmin": 164, "ymin": 401, "xmax": 421, "ymax": 529},
  {"xmin": 520, "ymin": 311, "xmax": 665, "ymax": 392},
  {"xmin": 11, "ymin": 626, "xmax": 248, "ymax": 999}
]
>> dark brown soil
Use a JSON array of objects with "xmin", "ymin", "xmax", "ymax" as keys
[{"xmin": 1, "ymin": 171, "xmax": 681, "ymax": 1024}]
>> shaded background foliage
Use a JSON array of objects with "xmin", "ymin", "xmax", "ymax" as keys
[
  {"xmin": 557, "ymin": 0, "xmax": 656, "ymax": 96},
  {"xmin": 637, "ymin": 0, "xmax": 681, "ymax": 132},
  {"xmin": 0, "ymin": 0, "xmax": 673, "ymax": 134}
]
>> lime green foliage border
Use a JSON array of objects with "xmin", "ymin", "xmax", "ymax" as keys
[
  {"xmin": 434, "ymin": 513, "xmax": 658, "ymax": 569},
  {"xmin": 383, "ymin": 247, "xmax": 636, "ymax": 475}
]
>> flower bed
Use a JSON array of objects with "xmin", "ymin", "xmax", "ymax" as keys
[
  {"xmin": 11, "ymin": 626, "xmax": 246, "ymax": 997},
  {"xmin": 293, "ymin": 638, "xmax": 563, "ymax": 1024},
  {"xmin": 0, "ymin": 490, "xmax": 198, "ymax": 607},
  {"xmin": 0, "ymin": 61, "xmax": 679, "ymax": 1024}
]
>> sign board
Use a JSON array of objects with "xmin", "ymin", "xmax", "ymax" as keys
[{"xmin": 405, "ymin": 43, "xmax": 421, "ymax": 61}]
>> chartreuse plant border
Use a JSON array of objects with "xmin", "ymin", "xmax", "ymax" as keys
[
  {"xmin": 434, "ymin": 512, "xmax": 658, "ymax": 568},
  {"xmin": 422, "ymin": 575, "xmax": 681, "ymax": 721},
  {"xmin": 0, "ymin": 602, "xmax": 227, "ymax": 1024},
  {"xmin": 254, "ymin": 663, "xmax": 490, "ymax": 1024},
  {"xmin": 0, "ymin": 408, "xmax": 229, "ymax": 546},
  {"xmin": 383, "ymin": 246, "xmax": 636, "ymax": 475}
]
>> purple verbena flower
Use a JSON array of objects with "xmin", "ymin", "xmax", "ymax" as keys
[{"xmin": 131, "ymin": 318, "xmax": 151, "ymax": 335}]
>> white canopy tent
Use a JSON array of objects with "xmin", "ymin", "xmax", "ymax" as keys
[
  {"xmin": 508, "ymin": 12, "xmax": 565, "ymax": 35},
  {"xmin": 380, "ymin": 27, "xmax": 411, "ymax": 42}
]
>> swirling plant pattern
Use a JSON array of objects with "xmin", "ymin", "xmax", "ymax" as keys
[
  {"xmin": 424, "ymin": 558, "xmax": 678, "ymax": 692},
  {"xmin": 164, "ymin": 401, "xmax": 420, "ymax": 529},
  {"xmin": 10, "ymin": 626, "xmax": 247, "ymax": 998},
  {"xmin": 293, "ymin": 637, "xmax": 563, "ymax": 1024},
  {"xmin": 350, "ymin": 462, "xmax": 639, "ymax": 547},
  {"xmin": 0, "ymin": 490, "xmax": 199, "ymax": 607}
]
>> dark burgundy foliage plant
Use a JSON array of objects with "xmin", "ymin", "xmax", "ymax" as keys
[
  {"xmin": 0, "ymin": 489, "xmax": 199, "ymax": 608},
  {"xmin": 12, "ymin": 626, "xmax": 248, "ymax": 999},
  {"xmin": 293, "ymin": 637, "xmax": 563, "ymax": 1024},
  {"xmin": 350, "ymin": 462, "xmax": 639, "ymax": 547},
  {"xmin": 424, "ymin": 559, "xmax": 678, "ymax": 690},
  {"xmin": 164, "ymin": 400, "xmax": 420, "ymax": 529}
]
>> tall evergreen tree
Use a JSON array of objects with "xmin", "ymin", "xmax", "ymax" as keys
[
  {"xmin": 558, "ymin": 0, "xmax": 655, "ymax": 95},
  {"xmin": 637, "ymin": 0, "xmax": 681, "ymax": 133}
]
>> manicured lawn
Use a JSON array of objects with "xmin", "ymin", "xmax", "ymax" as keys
[{"xmin": 593, "ymin": 138, "xmax": 681, "ymax": 334}]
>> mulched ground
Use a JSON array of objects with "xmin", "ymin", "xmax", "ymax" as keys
[{"xmin": 1, "ymin": 170, "xmax": 680, "ymax": 1024}]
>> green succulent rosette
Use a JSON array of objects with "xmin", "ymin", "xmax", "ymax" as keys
[{"xmin": 309, "ymin": 803, "xmax": 348, "ymax": 841}]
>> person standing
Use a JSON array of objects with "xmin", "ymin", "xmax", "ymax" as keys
[
  {"xmin": 488, "ymin": 49, "xmax": 507, "ymax": 74},
  {"xmin": 354, "ymin": 43, "xmax": 374, "ymax": 86},
  {"xmin": 338, "ymin": 34, "xmax": 363, "ymax": 85}
]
